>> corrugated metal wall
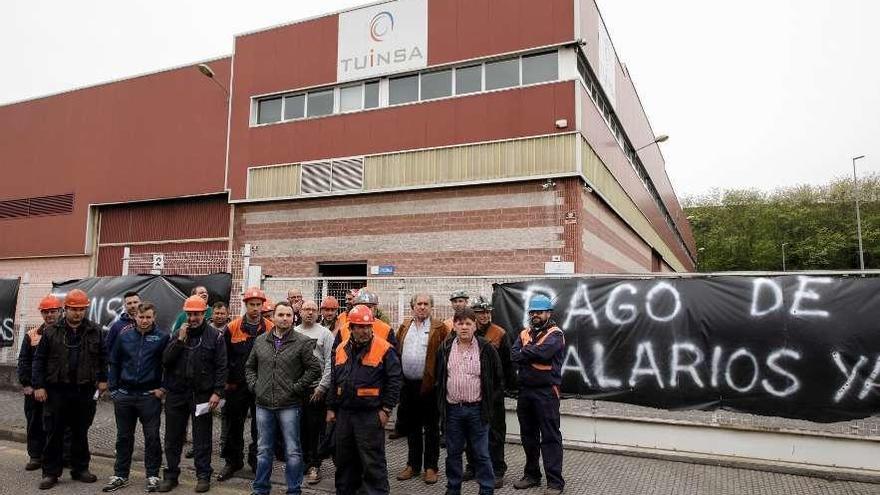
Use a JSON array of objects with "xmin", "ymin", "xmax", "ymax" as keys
[{"xmin": 246, "ymin": 134, "xmax": 578, "ymax": 200}]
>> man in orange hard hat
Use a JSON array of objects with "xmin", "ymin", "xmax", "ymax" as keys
[
  {"xmin": 17, "ymin": 295, "xmax": 62, "ymax": 472},
  {"xmin": 317, "ymin": 296, "xmax": 340, "ymax": 332},
  {"xmin": 32, "ymin": 289, "xmax": 107, "ymax": 489},
  {"xmin": 160, "ymin": 295, "xmax": 227, "ymax": 493},
  {"xmin": 217, "ymin": 287, "xmax": 274, "ymax": 482}
]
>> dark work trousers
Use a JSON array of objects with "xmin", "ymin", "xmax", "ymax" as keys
[
  {"xmin": 401, "ymin": 379, "xmax": 439, "ymax": 473},
  {"xmin": 42, "ymin": 385, "xmax": 97, "ymax": 478},
  {"xmin": 516, "ymin": 387, "xmax": 564, "ymax": 490},
  {"xmin": 24, "ymin": 394, "xmax": 46, "ymax": 460},
  {"xmin": 164, "ymin": 391, "xmax": 214, "ymax": 481},
  {"xmin": 334, "ymin": 409, "xmax": 389, "ymax": 495},
  {"xmin": 301, "ymin": 386, "xmax": 327, "ymax": 470},
  {"xmin": 113, "ymin": 393, "xmax": 163, "ymax": 478},
  {"xmin": 465, "ymin": 396, "xmax": 508, "ymax": 476},
  {"xmin": 221, "ymin": 386, "xmax": 257, "ymax": 470}
]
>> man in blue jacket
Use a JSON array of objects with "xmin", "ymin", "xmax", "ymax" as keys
[
  {"xmin": 103, "ymin": 302, "xmax": 169, "ymax": 493},
  {"xmin": 104, "ymin": 291, "xmax": 141, "ymax": 357},
  {"xmin": 510, "ymin": 295, "xmax": 565, "ymax": 495}
]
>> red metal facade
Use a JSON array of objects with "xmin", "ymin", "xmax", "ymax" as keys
[
  {"xmin": 0, "ymin": 58, "xmax": 231, "ymax": 259},
  {"xmin": 99, "ymin": 196, "xmax": 230, "ymax": 244}
]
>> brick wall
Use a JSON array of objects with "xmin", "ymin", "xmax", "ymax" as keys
[
  {"xmin": 236, "ymin": 179, "xmax": 582, "ymax": 277},
  {"xmin": 580, "ymin": 188, "xmax": 654, "ymax": 273}
]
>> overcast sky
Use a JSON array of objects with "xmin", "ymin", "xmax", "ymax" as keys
[{"xmin": 1, "ymin": 0, "xmax": 877, "ymax": 198}]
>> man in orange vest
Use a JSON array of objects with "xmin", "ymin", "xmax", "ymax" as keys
[
  {"xmin": 17, "ymin": 294, "xmax": 62, "ymax": 471},
  {"xmin": 510, "ymin": 295, "xmax": 565, "ymax": 495},
  {"xmin": 326, "ymin": 305, "xmax": 402, "ymax": 494},
  {"xmin": 217, "ymin": 287, "xmax": 274, "ymax": 482}
]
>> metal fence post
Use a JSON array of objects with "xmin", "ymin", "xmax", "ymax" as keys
[{"xmin": 121, "ymin": 246, "xmax": 130, "ymax": 276}]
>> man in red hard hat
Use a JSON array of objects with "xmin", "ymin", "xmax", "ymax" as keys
[
  {"xmin": 17, "ymin": 295, "xmax": 62, "ymax": 472},
  {"xmin": 327, "ymin": 305, "xmax": 402, "ymax": 495},
  {"xmin": 32, "ymin": 289, "xmax": 107, "ymax": 490},
  {"xmin": 217, "ymin": 287, "xmax": 274, "ymax": 482},
  {"xmin": 317, "ymin": 296, "xmax": 340, "ymax": 332}
]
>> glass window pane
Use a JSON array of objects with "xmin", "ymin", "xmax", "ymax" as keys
[
  {"xmin": 340, "ymin": 85, "xmax": 363, "ymax": 113},
  {"xmin": 420, "ymin": 70, "xmax": 452, "ymax": 100},
  {"xmin": 283, "ymin": 94, "xmax": 305, "ymax": 120},
  {"xmin": 522, "ymin": 51, "xmax": 558, "ymax": 85},
  {"xmin": 455, "ymin": 65, "xmax": 482, "ymax": 95},
  {"xmin": 364, "ymin": 81, "xmax": 380, "ymax": 109},
  {"xmin": 389, "ymin": 74, "xmax": 419, "ymax": 105},
  {"xmin": 485, "ymin": 58, "xmax": 520, "ymax": 90},
  {"xmin": 307, "ymin": 90, "xmax": 334, "ymax": 117},
  {"xmin": 257, "ymin": 97, "xmax": 282, "ymax": 124}
]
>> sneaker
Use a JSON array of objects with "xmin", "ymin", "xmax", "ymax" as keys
[
  {"xmin": 195, "ymin": 478, "xmax": 211, "ymax": 493},
  {"xmin": 71, "ymin": 470, "xmax": 98, "ymax": 483},
  {"xmin": 513, "ymin": 477, "xmax": 540, "ymax": 490},
  {"xmin": 145, "ymin": 477, "xmax": 161, "ymax": 492},
  {"xmin": 157, "ymin": 479, "xmax": 178, "ymax": 492},
  {"xmin": 306, "ymin": 467, "xmax": 321, "ymax": 485},
  {"xmin": 102, "ymin": 476, "xmax": 129, "ymax": 492}
]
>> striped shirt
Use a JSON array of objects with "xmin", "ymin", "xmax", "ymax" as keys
[{"xmin": 446, "ymin": 338, "xmax": 481, "ymax": 404}]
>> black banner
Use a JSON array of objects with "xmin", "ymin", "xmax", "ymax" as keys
[
  {"xmin": 52, "ymin": 273, "xmax": 232, "ymax": 333},
  {"xmin": 0, "ymin": 278, "xmax": 20, "ymax": 348},
  {"xmin": 493, "ymin": 275, "xmax": 880, "ymax": 423}
]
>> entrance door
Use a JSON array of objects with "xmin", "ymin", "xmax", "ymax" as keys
[{"xmin": 317, "ymin": 262, "xmax": 367, "ymax": 309}]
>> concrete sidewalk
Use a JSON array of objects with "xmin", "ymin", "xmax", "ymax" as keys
[{"xmin": 0, "ymin": 389, "xmax": 877, "ymax": 494}]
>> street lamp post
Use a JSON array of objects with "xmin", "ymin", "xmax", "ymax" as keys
[
  {"xmin": 197, "ymin": 63, "xmax": 230, "ymax": 102},
  {"xmin": 852, "ymin": 155, "xmax": 866, "ymax": 271},
  {"xmin": 781, "ymin": 242, "xmax": 787, "ymax": 272},
  {"xmin": 635, "ymin": 134, "xmax": 669, "ymax": 153}
]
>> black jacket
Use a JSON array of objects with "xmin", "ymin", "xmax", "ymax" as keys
[
  {"xmin": 17, "ymin": 325, "xmax": 45, "ymax": 387},
  {"xmin": 32, "ymin": 319, "xmax": 107, "ymax": 389},
  {"xmin": 435, "ymin": 336, "xmax": 504, "ymax": 425},
  {"xmin": 245, "ymin": 330, "xmax": 321, "ymax": 409},
  {"xmin": 327, "ymin": 337, "xmax": 402, "ymax": 413},
  {"xmin": 162, "ymin": 321, "xmax": 227, "ymax": 396}
]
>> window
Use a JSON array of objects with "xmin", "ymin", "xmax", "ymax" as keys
[
  {"xmin": 455, "ymin": 65, "xmax": 482, "ymax": 95},
  {"xmin": 283, "ymin": 94, "xmax": 305, "ymax": 120},
  {"xmin": 522, "ymin": 51, "xmax": 558, "ymax": 85},
  {"xmin": 257, "ymin": 97, "xmax": 282, "ymax": 124},
  {"xmin": 485, "ymin": 58, "xmax": 520, "ymax": 90},
  {"xmin": 389, "ymin": 74, "xmax": 419, "ymax": 105},
  {"xmin": 364, "ymin": 81, "xmax": 380, "ymax": 109},
  {"xmin": 420, "ymin": 70, "xmax": 452, "ymax": 100},
  {"xmin": 340, "ymin": 85, "xmax": 363, "ymax": 113},
  {"xmin": 307, "ymin": 90, "xmax": 334, "ymax": 117}
]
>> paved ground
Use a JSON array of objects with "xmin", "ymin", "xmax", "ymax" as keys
[{"xmin": 0, "ymin": 389, "xmax": 878, "ymax": 494}]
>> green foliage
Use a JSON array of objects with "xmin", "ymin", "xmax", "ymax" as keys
[{"xmin": 684, "ymin": 173, "xmax": 880, "ymax": 272}]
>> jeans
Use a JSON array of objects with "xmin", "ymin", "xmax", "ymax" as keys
[
  {"xmin": 42, "ymin": 385, "xmax": 96, "ymax": 478},
  {"xmin": 445, "ymin": 404, "xmax": 494, "ymax": 495},
  {"xmin": 163, "ymin": 391, "xmax": 214, "ymax": 481},
  {"xmin": 401, "ymin": 379, "xmax": 439, "ymax": 472},
  {"xmin": 252, "ymin": 406, "xmax": 303, "ymax": 495},
  {"xmin": 465, "ymin": 395, "xmax": 507, "ymax": 476},
  {"xmin": 112, "ymin": 392, "xmax": 163, "ymax": 478}
]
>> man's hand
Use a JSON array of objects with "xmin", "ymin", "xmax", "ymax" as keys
[
  {"xmin": 378, "ymin": 409, "xmax": 389, "ymax": 427},
  {"xmin": 152, "ymin": 389, "xmax": 166, "ymax": 400},
  {"xmin": 326, "ymin": 410, "xmax": 336, "ymax": 423},
  {"xmin": 208, "ymin": 393, "xmax": 221, "ymax": 411},
  {"xmin": 34, "ymin": 389, "xmax": 47, "ymax": 402},
  {"xmin": 22, "ymin": 386, "xmax": 34, "ymax": 396},
  {"xmin": 177, "ymin": 324, "xmax": 188, "ymax": 342},
  {"xmin": 310, "ymin": 389, "xmax": 325, "ymax": 403}
]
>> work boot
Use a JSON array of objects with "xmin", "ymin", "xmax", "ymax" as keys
[
  {"xmin": 216, "ymin": 463, "xmax": 242, "ymax": 482},
  {"xmin": 71, "ymin": 470, "xmax": 98, "ymax": 483},
  {"xmin": 157, "ymin": 479, "xmax": 178, "ymax": 492},
  {"xmin": 495, "ymin": 475, "xmax": 504, "ymax": 488},
  {"xmin": 306, "ymin": 467, "xmax": 321, "ymax": 484},
  {"xmin": 424, "ymin": 468, "xmax": 439, "ymax": 485},
  {"xmin": 195, "ymin": 478, "xmax": 211, "ymax": 493},
  {"xmin": 396, "ymin": 466, "xmax": 418, "ymax": 481},
  {"xmin": 38, "ymin": 476, "xmax": 58, "ymax": 490},
  {"xmin": 543, "ymin": 487, "xmax": 563, "ymax": 495},
  {"xmin": 513, "ymin": 477, "xmax": 540, "ymax": 489},
  {"xmin": 462, "ymin": 467, "xmax": 475, "ymax": 481},
  {"xmin": 25, "ymin": 458, "xmax": 41, "ymax": 471}
]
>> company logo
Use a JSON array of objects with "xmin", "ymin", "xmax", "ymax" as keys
[{"xmin": 369, "ymin": 11, "xmax": 394, "ymax": 42}]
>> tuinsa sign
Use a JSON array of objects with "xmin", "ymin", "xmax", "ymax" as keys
[{"xmin": 337, "ymin": 0, "xmax": 428, "ymax": 82}]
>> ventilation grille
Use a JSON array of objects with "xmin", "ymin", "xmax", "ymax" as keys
[
  {"xmin": 0, "ymin": 193, "xmax": 74, "ymax": 219},
  {"xmin": 301, "ymin": 158, "xmax": 364, "ymax": 195}
]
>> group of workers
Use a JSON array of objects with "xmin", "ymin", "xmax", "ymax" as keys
[{"xmin": 17, "ymin": 284, "xmax": 566, "ymax": 495}]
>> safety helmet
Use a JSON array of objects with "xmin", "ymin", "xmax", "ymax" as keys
[
  {"xmin": 320, "ymin": 296, "xmax": 340, "ymax": 310},
  {"xmin": 241, "ymin": 287, "xmax": 267, "ymax": 303},
  {"xmin": 470, "ymin": 296, "xmax": 492, "ymax": 312},
  {"xmin": 38, "ymin": 294, "xmax": 63, "ymax": 311},
  {"xmin": 353, "ymin": 290, "xmax": 379, "ymax": 306},
  {"xmin": 449, "ymin": 290, "xmax": 469, "ymax": 301},
  {"xmin": 64, "ymin": 289, "xmax": 90, "ymax": 309},
  {"xmin": 527, "ymin": 295, "xmax": 553, "ymax": 312},
  {"xmin": 183, "ymin": 295, "xmax": 208, "ymax": 312},
  {"xmin": 261, "ymin": 299, "xmax": 275, "ymax": 313},
  {"xmin": 348, "ymin": 304, "xmax": 376, "ymax": 325}
]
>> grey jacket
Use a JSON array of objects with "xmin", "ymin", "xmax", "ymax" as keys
[{"xmin": 245, "ymin": 329, "xmax": 321, "ymax": 409}]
